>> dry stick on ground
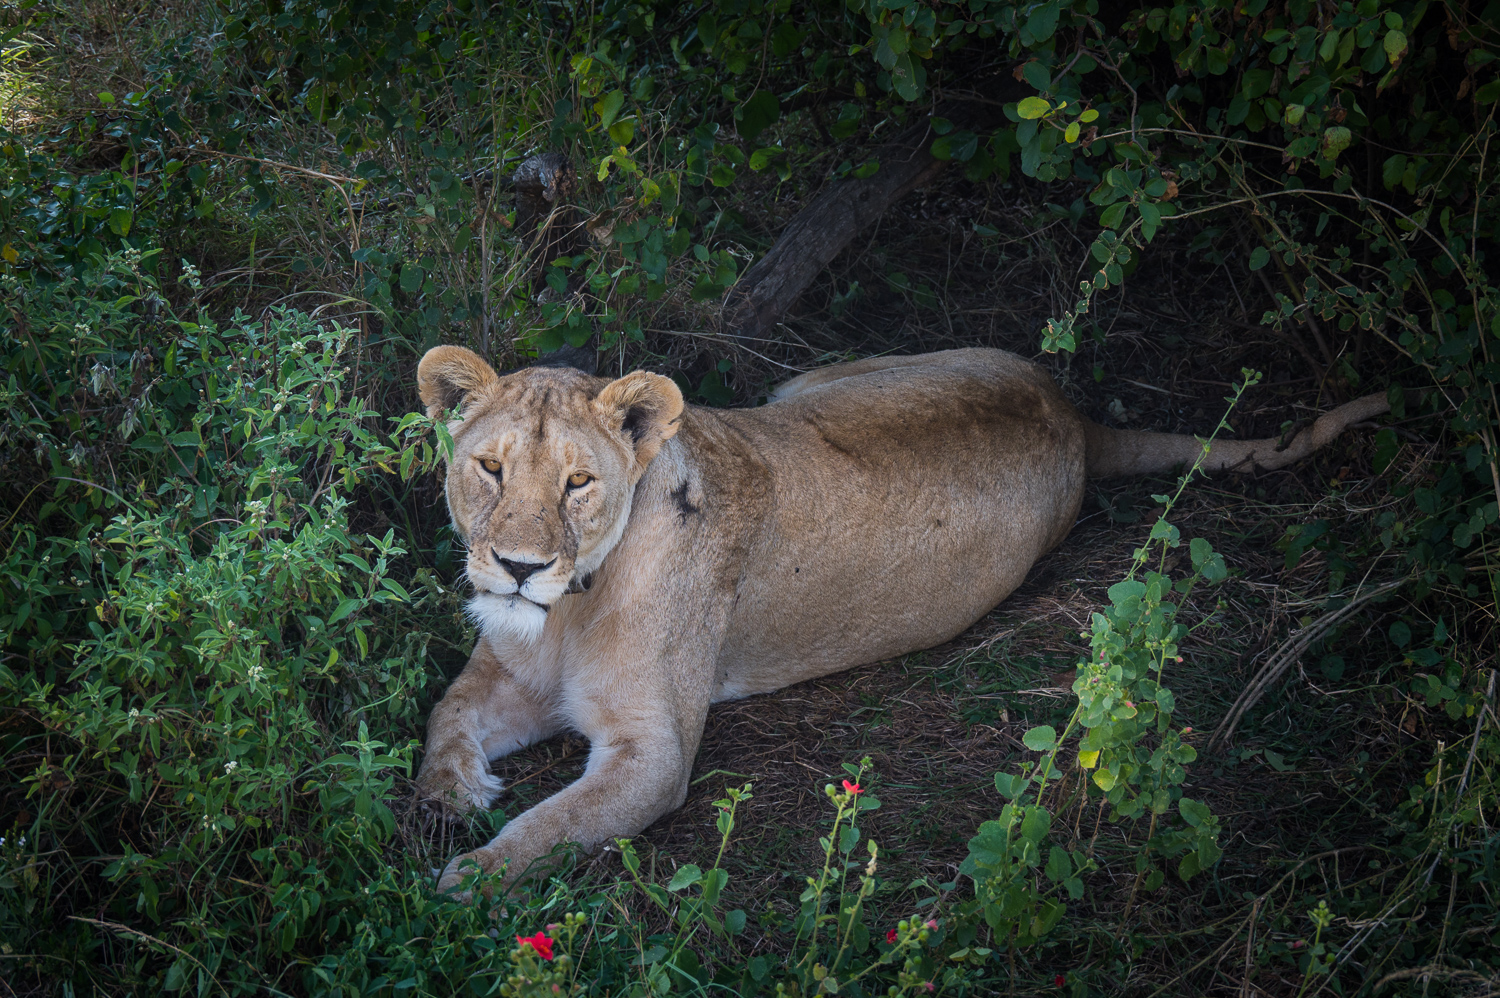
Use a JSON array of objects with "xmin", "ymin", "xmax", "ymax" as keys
[
  {"xmin": 720, "ymin": 99, "xmax": 1010, "ymax": 341},
  {"xmin": 1209, "ymin": 574, "xmax": 1409, "ymax": 752},
  {"xmin": 1240, "ymin": 896, "xmax": 1262, "ymax": 998}
]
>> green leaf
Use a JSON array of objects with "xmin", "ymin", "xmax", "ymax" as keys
[
  {"xmin": 739, "ymin": 90, "xmax": 780, "ymax": 142},
  {"xmin": 891, "ymin": 52, "xmax": 921, "ymax": 101},
  {"xmin": 710, "ymin": 164, "xmax": 736, "ymax": 188},
  {"xmin": 327, "ymin": 598, "xmax": 361, "ymax": 625},
  {"xmin": 1022, "ymin": 60, "xmax": 1051, "ymax": 91},
  {"xmin": 1107, "ymin": 579, "xmax": 1146, "ymax": 607},
  {"xmin": 1178, "ymin": 797, "xmax": 1212, "ymax": 827},
  {"xmin": 1030, "ymin": 897, "xmax": 1066, "ymax": 938},
  {"xmin": 108, "ymin": 207, "xmax": 133, "ymax": 237},
  {"xmin": 1248, "ymin": 246, "xmax": 1271, "ymax": 271},
  {"xmin": 1026, "ymin": 0, "xmax": 1060, "ymax": 41},
  {"xmin": 1389, "ymin": 620, "xmax": 1411, "ymax": 648},
  {"xmin": 1321, "ymin": 126, "xmax": 1353, "ymax": 160},
  {"xmin": 607, "ymin": 119, "xmax": 635, "ymax": 146},
  {"xmin": 701, "ymin": 867, "xmax": 729, "ymax": 903},
  {"xmin": 667, "ymin": 864, "xmax": 703, "ymax": 891},
  {"xmin": 98, "ymin": 91, "xmax": 116, "ymax": 105},
  {"xmin": 994, "ymin": 772, "xmax": 1027, "ymax": 799},
  {"xmin": 1198, "ymin": 836, "xmax": 1223, "ymax": 867},
  {"xmin": 725, "ymin": 909, "xmax": 747, "ymax": 935},
  {"xmin": 1045, "ymin": 845, "xmax": 1071, "ymax": 883},
  {"xmin": 853, "ymin": 160, "xmax": 880, "ymax": 179},
  {"xmin": 1022, "ymin": 725, "xmax": 1057, "ymax": 752},
  {"xmin": 1139, "ymin": 201, "xmax": 1161, "ymax": 240},
  {"xmin": 749, "ymin": 147, "xmax": 782, "ymax": 172},
  {"xmin": 1383, "ymin": 29, "xmax": 1408, "ymax": 63},
  {"xmin": 1477, "ymin": 80, "xmax": 1500, "ymax": 103},
  {"xmin": 1017, "ymin": 97, "xmax": 1052, "ymax": 120},
  {"xmin": 400, "ymin": 263, "xmax": 423, "ymax": 293},
  {"xmin": 1020, "ymin": 806, "xmax": 1051, "ymax": 845},
  {"xmin": 596, "ymin": 90, "xmax": 625, "ymax": 129},
  {"xmin": 1100, "ymin": 202, "xmax": 1126, "ymax": 229},
  {"xmin": 932, "ymin": 131, "xmax": 979, "ymax": 162}
]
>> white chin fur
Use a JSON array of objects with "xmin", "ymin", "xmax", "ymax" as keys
[{"xmin": 467, "ymin": 593, "xmax": 548, "ymax": 644}]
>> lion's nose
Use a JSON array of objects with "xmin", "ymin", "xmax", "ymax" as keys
[{"xmin": 495, "ymin": 553, "xmax": 554, "ymax": 587}]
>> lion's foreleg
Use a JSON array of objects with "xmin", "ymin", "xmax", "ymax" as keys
[
  {"xmin": 436, "ymin": 727, "xmax": 693, "ymax": 890},
  {"xmin": 416, "ymin": 641, "xmax": 560, "ymax": 815}
]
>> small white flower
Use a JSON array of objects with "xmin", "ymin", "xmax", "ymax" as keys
[
  {"xmin": 224, "ymin": 760, "xmax": 238, "ymax": 774},
  {"xmin": 129, "ymin": 707, "xmax": 140, "ymax": 719}
]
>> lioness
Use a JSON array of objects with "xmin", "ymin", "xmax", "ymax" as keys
[{"xmin": 414, "ymin": 345, "xmax": 1385, "ymax": 890}]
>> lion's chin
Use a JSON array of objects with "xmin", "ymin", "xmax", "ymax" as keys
[{"xmin": 466, "ymin": 592, "xmax": 549, "ymax": 645}]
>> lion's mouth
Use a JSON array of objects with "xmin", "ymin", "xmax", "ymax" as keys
[{"xmin": 480, "ymin": 590, "xmax": 550, "ymax": 613}]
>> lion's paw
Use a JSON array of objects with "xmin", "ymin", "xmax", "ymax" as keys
[
  {"xmin": 415, "ymin": 760, "xmax": 504, "ymax": 820},
  {"xmin": 436, "ymin": 847, "xmax": 505, "ymax": 901}
]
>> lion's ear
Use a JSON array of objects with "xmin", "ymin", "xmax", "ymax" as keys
[
  {"xmin": 595, "ymin": 371, "xmax": 684, "ymax": 474},
  {"xmin": 417, "ymin": 346, "xmax": 500, "ymax": 420}
]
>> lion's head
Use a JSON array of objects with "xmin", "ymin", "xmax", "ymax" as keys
[{"xmin": 417, "ymin": 346, "xmax": 684, "ymax": 643}]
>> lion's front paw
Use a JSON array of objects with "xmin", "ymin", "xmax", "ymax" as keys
[
  {"xmin": 436, "ymin": 847, "xmax": 506, "ymax": 900},
  {"xmin": 414, "ymin": 754, "xmax": 504, "ymax": 819}
]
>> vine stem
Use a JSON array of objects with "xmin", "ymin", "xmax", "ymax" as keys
[{"xmin": 1118, "ymin": 810, "xmax": 1158, "ymax": 933}]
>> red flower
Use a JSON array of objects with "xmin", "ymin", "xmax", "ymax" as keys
[
  {"xmin": 1055, "ymin": 974, "xmax": 1066, "ymax": 987},
  {"xmin": 887, "ymin": 928, "xmax": 898, "ymax": 944},
  {"xmin": 843, "ymin": 779, "xmax": 862, "ymax": 795},
  {"xmin": 516, "ymin": 932, "xmax": 554, "ymax": 960}
]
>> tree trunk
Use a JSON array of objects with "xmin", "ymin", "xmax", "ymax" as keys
[
  {"xmin": 721, "ymin": 101, "xmax": 1004, "ymax": 339},
  {"xmin": 513, "ymin": 152, "xmax": 584, "ymax": 289}
]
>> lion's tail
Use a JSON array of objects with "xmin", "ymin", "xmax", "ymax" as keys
[{"xmin": 1084, "ymin": 393, "xmax": 1389, "ymax": 479}]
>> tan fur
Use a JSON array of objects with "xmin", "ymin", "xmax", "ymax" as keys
[{"xmin": 414, "ymin": 347, "xmax": 1385, "ymax": 891}]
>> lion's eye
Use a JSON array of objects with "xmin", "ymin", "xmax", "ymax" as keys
[
  {"xmin": 567, "ymin": 472, "xmax": 593, "ymax": 490},
  {"xmin": 480, "ymin": 458, "xmax": 502, "ymax": 477}
]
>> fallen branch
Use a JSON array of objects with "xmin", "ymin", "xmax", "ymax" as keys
[
  {"xmin": 720, "ymin": 99, "xmax": 1008, "ymax": 340},
  {"xmin": 1209, "ymin": 574, "xmax": 1409, "ymax": 751}
]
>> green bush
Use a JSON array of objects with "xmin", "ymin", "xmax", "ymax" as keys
[{"xmin": 0, "ymin": 255, "xmax": 489, "ymax": 994}]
